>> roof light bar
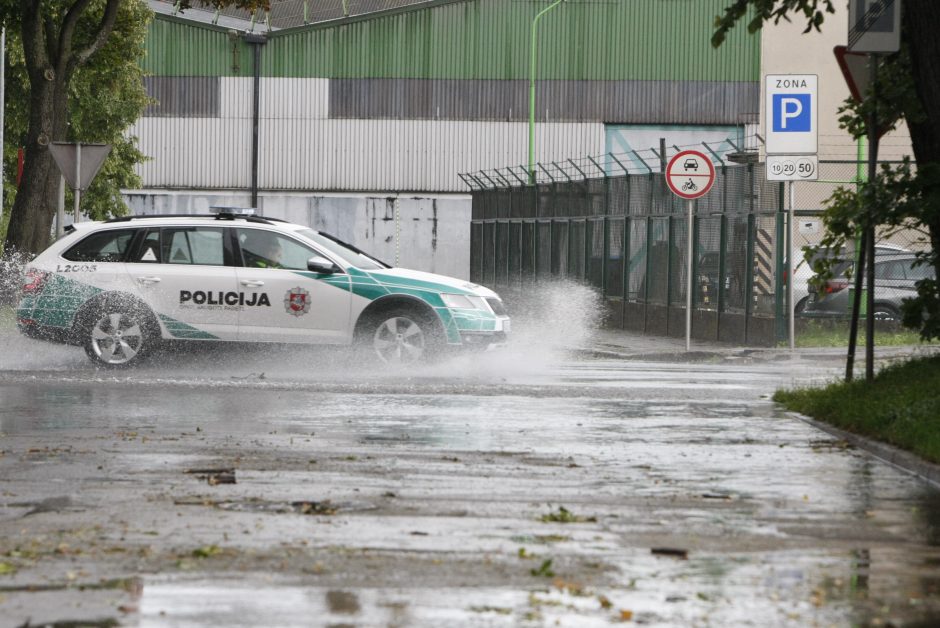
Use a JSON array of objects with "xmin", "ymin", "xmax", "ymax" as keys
[{"xmin": 209, "ymin": 206, "xmax": 257, "ymax": 217}]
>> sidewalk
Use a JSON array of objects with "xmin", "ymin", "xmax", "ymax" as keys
[
  {"xmin": 581, "ymin": 327, "xmax": 940, "ymax": 364},
  {"xmin": 582, "ymin": 328, "xmax": 940, "ymax": 490}
]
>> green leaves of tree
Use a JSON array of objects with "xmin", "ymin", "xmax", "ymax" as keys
[
  {"xmin": 2, "ymin": 0, "xmax": 151, "ymax": 222},
  {"xmin": 712, "ymin": 0, "xmax": 836, "ymax": 48}
]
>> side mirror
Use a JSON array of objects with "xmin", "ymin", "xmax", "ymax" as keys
[{"xmin": 307, "ymin": 256, "xmax": 338, "ymax": 274}]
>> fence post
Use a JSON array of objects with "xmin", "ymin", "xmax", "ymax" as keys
[
  {"xmin": 588, "ymin": 156, "xmax": 609, "ymax": 296},
  {"xmin": 666, "ymin": 216, "xmax": 674, "ymax": 309},
  {"xmin": 745, "ymin": 212, "xmax": 756, "ymax": 344},
  {"xmin": 622, "ymin": 212, "xmax": 630, "ymax": 328},
  {"xmin": 718, "ymin": 165, "xmax": 728, "ymax": 318},
  {"xmin": 717, "ymin": 212, "xmax": 727, "ymax": 315}
]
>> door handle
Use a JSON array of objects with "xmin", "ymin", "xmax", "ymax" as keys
[
  {"xmin": 137, "ymin": 276, "xmax": 161, "ymax": 284},
  {"xmin": 240, "ymin": 280, "xmax": 265, "ymax": 287}
]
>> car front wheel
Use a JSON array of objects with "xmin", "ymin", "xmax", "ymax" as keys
[
  {"xmin": 83, "ymin": 305, "xmax": 156, "ymax": 367},
  {"xmin": 367, "ymin": 307, "xmax": 443, "ymax": 366}
]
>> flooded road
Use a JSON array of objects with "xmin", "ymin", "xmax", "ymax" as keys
[{"xmin": 1, "ymin": 327, "xmax": 939, "ymax": 626}]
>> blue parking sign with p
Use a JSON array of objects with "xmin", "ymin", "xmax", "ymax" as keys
[{"xmin": 773, "ymin": 94, "xmax": 812, "ymax": 132}]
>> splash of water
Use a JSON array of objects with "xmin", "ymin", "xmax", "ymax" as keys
[
  {"xmin": 414, "ymin": 279, "xmax": 606, "ymax": 382},
  {"xmin": 0, "ymin": 272, "xmax": 605, "ymax": 383}
]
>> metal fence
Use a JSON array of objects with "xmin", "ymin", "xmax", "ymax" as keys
[
  {"xmin": 465, "ymin": 154, "xmax": 932, "ymax": 347},
  {"xmin": 467, "ymin": 159, "xmax": 787, "ymax": 346}
]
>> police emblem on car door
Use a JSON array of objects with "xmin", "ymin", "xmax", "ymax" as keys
[{"xmin": 284, "ymin": 287, "xmax": 311, "ymax": 317}]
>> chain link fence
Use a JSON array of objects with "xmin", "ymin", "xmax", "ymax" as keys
[
  {"xmin": 467, "ymin": 158, "xmax": 786, "ymax": 346},
  {"xmin": 466, "ymin": 154, "xmax": 932, "ymax": 347}
]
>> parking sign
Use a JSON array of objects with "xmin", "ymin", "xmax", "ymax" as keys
[{"xmin": 765, "ymin": 75, "xmax": 817, "ymax": 155}]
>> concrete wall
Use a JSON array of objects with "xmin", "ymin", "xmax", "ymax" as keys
[{"xmin": 122, "ymin": 190, "xmax": 473, "ymax": 280}]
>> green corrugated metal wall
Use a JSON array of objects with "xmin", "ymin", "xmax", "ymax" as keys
[
  {"xmin": 142, "ymin": 18, "xmax": 250, "ymax": 76},
  {"xmin": 143, "ymin": 0, "xmax": 759, "ymax": 81}
]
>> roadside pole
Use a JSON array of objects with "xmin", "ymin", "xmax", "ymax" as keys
[
  {"xmin": 787, "ymin": 180, "xmax": 795, "ymax": 350},
  {"xmin": 73, "ymin": 145, "xmax": 81, "ymax": 222},
  {"xmin": 56, "ymin": 177, "xmax": 65, "ymax": 237},
  {"xmin": 864, "ymin": 54, "xmax": 880, "ymax": 383},
  {"xmin": 664, "ymin": 150, "xmax": 715, "ymax": 352},
  {"xmin": 686, "ymin": 198, "xmax": 693, "ymax": 351},
  {"xmin": 764, "ymin": 74, "xmax": 818, "ymax": 352},
  {"xmin": 844, "ymin": 0, "xmax": 901, "ymax": 382}
]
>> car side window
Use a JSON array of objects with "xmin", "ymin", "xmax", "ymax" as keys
[
  {"xmin": 162, "ymin": 227, "xmax": 225, "ymax": 266},
  {"xmin": 907, "ymin": 261, "xmax": 934, "ymax": 281},
  {"xmin": 875, "ymin": 260, "xmax": 907, "ymax": 280},
  {"xmin": 132, "ymin": 228, "xmax": 162, "ymax": 263},
  {"xmin": 62, "ymin": 229, "xmax": 136, "ymax": 262},
  {"xmin": 237, "ymin": 229, "xmax": 318, "ymax": 271}
]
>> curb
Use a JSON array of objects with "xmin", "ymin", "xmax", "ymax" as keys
[{"xmin": 787, "ymin": 411, "xmax": 940, "ymax": 490}]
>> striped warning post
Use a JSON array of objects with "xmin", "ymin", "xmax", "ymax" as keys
[{"xmin": 752, "ymin": 227, "xmax": 775, "ymax": 297}]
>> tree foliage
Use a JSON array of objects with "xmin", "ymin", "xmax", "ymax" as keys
[
  {"xmin": 712, "ymin": 0, "xmax": 836, "ymax": 47},
  {"xmin": 714, "ymin": 0, "xmax": 940, "ymax": 341},
  {"xmin": 0, "ymin": 0, "xmax": 271, "ymax": 255},
  {"xmin": 2, "ymin": 0, "xmax": 151, "ymax": 224}
]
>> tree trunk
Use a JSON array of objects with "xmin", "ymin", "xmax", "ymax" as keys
[
  {"xmin": 3, "ymin": 76, "xmax": 69, "ymax": 255},
  {"xmin": 2, "ymin": 0, "xmax": 121, "ymax": 257},
  {"xmin": 903, "ymin": 0, "xmax": 940, "ymax": 282},
  {"xmin": 904, "ymin": 1, "xmax": 940, "ymax": 164}
]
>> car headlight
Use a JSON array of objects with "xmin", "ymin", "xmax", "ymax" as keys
[{"xmin": 442, "ymin": 293, "xmax": 487, "ymax": 310}]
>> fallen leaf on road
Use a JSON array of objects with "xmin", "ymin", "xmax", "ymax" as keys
[{"xmin": 651, "ymin": 547, "xmax": 688, "ymax": 559}]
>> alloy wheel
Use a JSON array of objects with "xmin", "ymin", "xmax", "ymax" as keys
[
  {"xmin": 89, "ymin": 312, "xmax": 145, "ymax": 365},
  {"xmin": 373, "ymin": 316, "xmax": 426, "ymax": 365}
]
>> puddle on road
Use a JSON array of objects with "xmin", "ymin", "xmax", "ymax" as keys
[{"xmin": 131, "ymin": 543, "xmax": 940, "ymax": 628}]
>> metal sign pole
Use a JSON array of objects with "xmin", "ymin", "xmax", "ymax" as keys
[
  {"xmin": 788, "ymin": 180, "xmax": 795, "ymax": 350},
  {"xmin": 686, "ymin": 198, "xmax": 694, "ymax": 352},
  {"xmin": 56, "ymin": 177, "xmax": 65, "ymax": 237},
  {"xmin": 73, "ymin": 144, "xmax": 82, "ymax": 223},
  {"xmin": 665, "ymin": 150, "xmax": 714, "ymax": 353}
]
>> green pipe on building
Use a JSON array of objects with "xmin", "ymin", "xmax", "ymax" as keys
[{"xmin": 529, "ymin": 0, "xmax": 564, "ymax": 183}]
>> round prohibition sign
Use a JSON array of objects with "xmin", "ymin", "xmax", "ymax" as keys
[{"xmin": 665, "ymin": 150, "xmax": 716, "ymax": 200}]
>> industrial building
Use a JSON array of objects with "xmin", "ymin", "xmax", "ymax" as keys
[{"xmin": 127, "ymin": 0, "xmax": 762, "ymax": 278}]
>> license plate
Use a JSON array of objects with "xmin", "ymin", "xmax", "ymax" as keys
[{"xmin": 502, "ymin": 319, "xmax": 511, "ymax": 334}]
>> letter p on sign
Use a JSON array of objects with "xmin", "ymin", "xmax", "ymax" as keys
[{"xmin": 773, "ymin": 94, "xmax": 811, "ymax": 132}]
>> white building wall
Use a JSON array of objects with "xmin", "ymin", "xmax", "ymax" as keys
[
  {"xmin": 127, "ymin": 77, "xmax": 606, "ymax": 192},
  {"xmin": 122, "ymin": 190, "xmax": 473, "ymax": 280}
]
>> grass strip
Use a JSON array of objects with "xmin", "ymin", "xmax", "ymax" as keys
[
  {"xmin": 790, "ymin": 320, "xmax": 934, "ymax": 348},
  {"xmin": 774, "ymin": 355, "xmax": 940, "ymax": 464}
]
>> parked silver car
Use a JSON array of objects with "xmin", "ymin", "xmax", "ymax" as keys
[
  {"xmin": 787, "ymin": 243, "xmax": 910, "ymax": 314},
  {"xmin": 802, "ymin": 253, "xmax": 934, "ymax": 321}
]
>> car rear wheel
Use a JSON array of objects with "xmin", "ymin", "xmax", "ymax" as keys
[
  {"xmin": 367, "ymin": 307, "xmax": 444, "ymax": 366},
  {"xmin": 794, "ymin": 296, "xmax": 809, "ymax": 315},
  {"xmin": 83, "ymin": 304, "xmax": 156, "ymax": 367}
]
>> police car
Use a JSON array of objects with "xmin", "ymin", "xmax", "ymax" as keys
[{"xmin": 16, "ymin": 209, "xmax": 510, "ymax": 367}]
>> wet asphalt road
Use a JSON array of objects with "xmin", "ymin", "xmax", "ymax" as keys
[{"xmin": 1, "ymin": 326, "xmax": 939, "ymax": 627}]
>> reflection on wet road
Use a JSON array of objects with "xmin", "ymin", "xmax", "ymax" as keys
[{"xmin": 1, "ymin": 336, "xmax": 939, "ymax": 626}]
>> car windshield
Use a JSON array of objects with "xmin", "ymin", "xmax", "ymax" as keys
[{"xmin": 296, "ymin": 229, "xmax": 390, "ymax": 270}]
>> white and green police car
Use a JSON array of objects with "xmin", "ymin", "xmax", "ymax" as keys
[{"xmin": 16, "ymin": 209, "xmax": 509, "ymax": 367}]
